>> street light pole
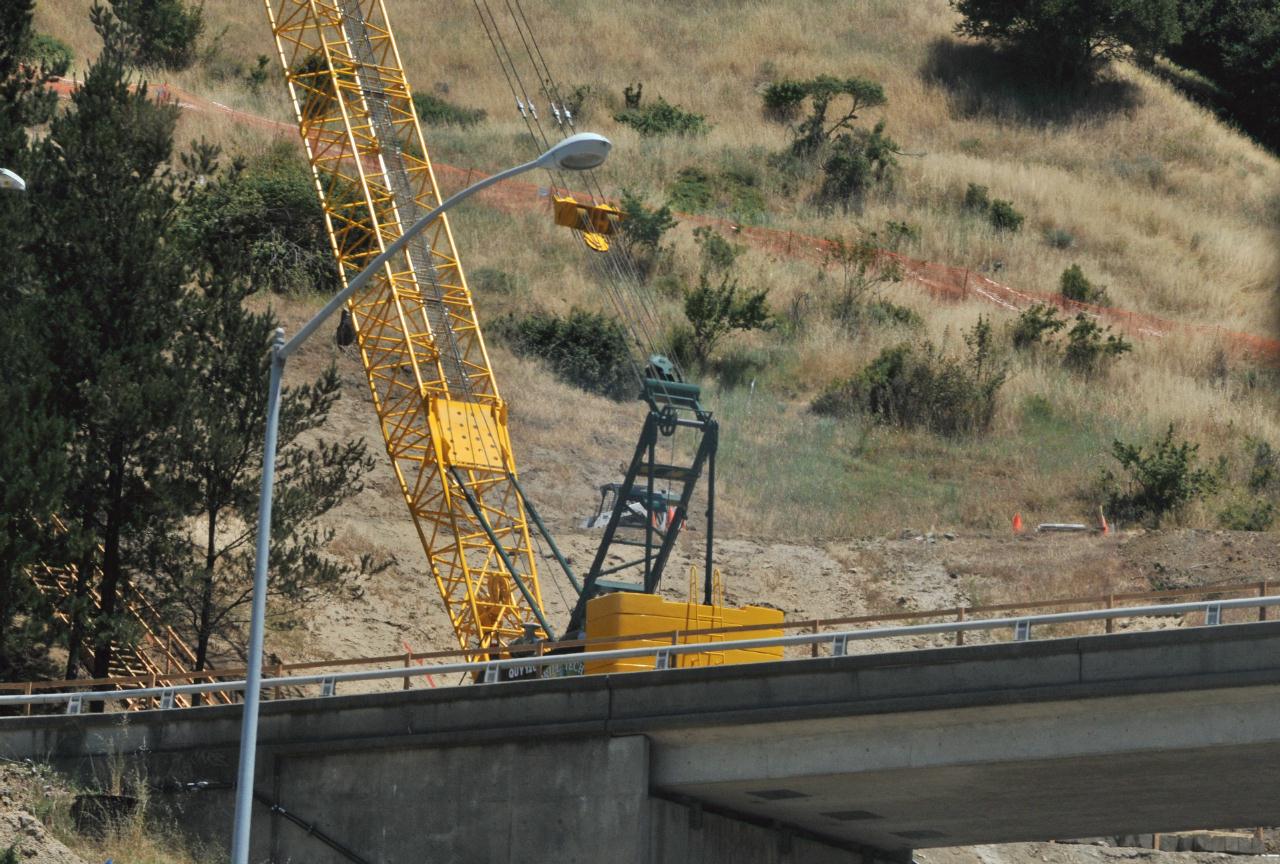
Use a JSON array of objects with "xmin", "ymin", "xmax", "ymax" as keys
[{"xmin": 229, "ymin": 132, "xmax": 611, "ymax": 864}]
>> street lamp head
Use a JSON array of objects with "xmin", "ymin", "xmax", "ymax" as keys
[
  {"xmin": 0, "ymin": 168, "xmax": 26, "ymax": 192},
  {"xmin": 537, "ymin": 133, "xmax": 611, "ymax": 171}
]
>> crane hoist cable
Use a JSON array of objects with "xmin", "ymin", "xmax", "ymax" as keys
[
  {"xmin": 469, "ymin": 0, "xmax": 669, "ymax": 385},
  {"xmin": 471, "ymin": 0, "xmax": 723, "ymax": 623}
]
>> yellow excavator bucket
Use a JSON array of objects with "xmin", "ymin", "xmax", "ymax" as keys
[{"xmin": 553, "ymin": 195, "xmax": 623, "ymax": 252}]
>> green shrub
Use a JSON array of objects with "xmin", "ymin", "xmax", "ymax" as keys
[
  {"xmin": 617, "ymin": 189, "xmax": 677, "ymax": 281},
  {"xmin": 693, "ymin": 226, "xmax": 744, "ymax": 275},
  {"xmin": 24, "ymin": 33, "xmax": 73, "ymax": 74},
  {"xmin": 1062, "ymin": 314, "xmax": 1130, "ymax": 375},
  {"xmin": 788, "ymin": 75, "xmax": 887, "ymax": 156},
  {"xmin": 2, "ymin": 845, "xmax": 18, "ymax": 864},
  {"xmin": 1044, "ymin": 227, "xmax": 1075, "ymax": 249},
  {"xmin": 558, "ymin": 83, "xmax": 595, "ymax": 122},
  {"xmin": 500, "ymin": 308, "xmax": 634, "ymax": 399},
  {"xmin": 988, "ymin": 198, "xmax": 1024, "ymax": 232},
  {"xmin": 963, "ymin": 183, "xmax": 991, "ymax": 212},
  {"xmin": 177, "ymin": 143, "xmax": 335, "ymax": 294},
  {"xmin": 683, "ymin": 273, "xmax": 771, "ymax": 366},
  {"xmin": 669, "ymin": 165, "xmax": 765, "ymax": 220},
  {"xmin": 813, "ymin": 319, "xmax": 1006, "ymax": 437},
  {"xmin": 108, "ymin": 0, "xmax": 205, "ymax": 70},
  {"xmin": 1010, "ymin": 303, "xmax": 1065, "ymax": 350},
  {"xmin": 1102, "ymin": 425, "xmax": 1217, "ymax": 527},
  {"xmin": 761, "ymin": 79, "xmax": 808, "ymax": 121},
  {"xmin": 865, "ymin": 299, "xmax": 923, "ymax": 328},
  {"xmin": 819, "ymin": 120, "xmax": 900, "ymax": 208},
  {"xmin": 413, "ymin": 92, "xmax": 486, "ymax": 127},
  {"xmin": 1059, "ymin": 263, "xmax": 1108, "ymax": 305},
  {"xmin": 1247, "ymin": 437, "xmax": 1278, "ymax": 494},
  {"xmin": 614, "ymin": 97, "xmax": 708, "ymax": 136},
  {"xmin": 1218, "ymin": 498, "xmax": 1276, "ymax": 531},
  {"xmin": 669, "ymin": 167, "xmax": 714, "ymax": 211},
  {"xmin": 882, "ymin": 219, "xmax": 920, "ymax": 250},
  {"xmin": 245, "ymin": 55, "xmax": 271, "ymax": 93}
]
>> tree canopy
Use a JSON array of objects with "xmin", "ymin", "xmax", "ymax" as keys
[{"xmin": 952, "ymin": 0, "xmax": 1184, "ymax": 81}]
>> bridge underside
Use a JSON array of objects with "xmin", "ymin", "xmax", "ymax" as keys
[{"xmin": 651, "ymin": 705, "xmax": 1280, "ymax": 852}]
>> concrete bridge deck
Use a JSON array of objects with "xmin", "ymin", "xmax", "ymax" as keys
[{"xmin": 3, "ymin": 621, "xmax": 1279, "ymax": 863}]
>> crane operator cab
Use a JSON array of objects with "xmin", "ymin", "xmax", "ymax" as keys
[
  {"xmin": 580, "ymin": 353, "xmax": 689, "ymax": 532},
  {"xmin": 582, "ymin": 483, "xmax": 682, "ymax": 531}
]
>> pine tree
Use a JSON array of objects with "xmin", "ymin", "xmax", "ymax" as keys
[
  {"xmin": 0, "ymin": 0, "xmax": 71, "ymax": 678},
  {"xmin": 25, "ymin": 4, "xmax": 191, "ymax": 683},
  {"xmin": 154, "ymin": 149, "xmax": 376, "ymax": 674}
]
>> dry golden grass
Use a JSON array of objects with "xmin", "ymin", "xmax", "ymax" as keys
[{"xmin": 30, "ymin": 0, "xmax": 1280, "ymax": 536}]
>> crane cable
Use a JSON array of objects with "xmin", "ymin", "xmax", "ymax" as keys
[
  {"xmin": 502, "ymin": 0, "xmax": 674, "ymax": 369},
  {"xmin": 468, "ymin": 0, "xmax": 715, "ymax": 524},
  {"xmin": 472, "ymin": 0, "xmax": 682, "ymax": 385}
]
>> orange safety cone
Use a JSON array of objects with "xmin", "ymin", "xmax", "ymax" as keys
[
  {"xmin": 1099, "ymin": 506, "xmax": 1109, "ymax": 535},
  {"xmin": 1012, "ymin": 512, "xmax": 1024, "ymax": 534}
]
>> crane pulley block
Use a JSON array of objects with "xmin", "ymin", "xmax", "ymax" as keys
[{"xmin": 552, "ymin": 196, "xmax": 623, "ymax": 252}]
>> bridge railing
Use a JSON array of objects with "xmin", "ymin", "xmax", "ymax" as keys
[{"xmin": 3, "ymin": 589, "xmax": 1279, "ymax": 716}]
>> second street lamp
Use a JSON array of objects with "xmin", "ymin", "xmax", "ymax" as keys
[{"xmin": 0, "ymin": 168, "xmax": 26, "ymax": 192}]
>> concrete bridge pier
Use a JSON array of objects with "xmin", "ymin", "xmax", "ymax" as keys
[{"xmin": 33, "ymin": 723, "xmax": 869, "ymax": 863}]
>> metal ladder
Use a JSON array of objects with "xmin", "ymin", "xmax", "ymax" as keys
[{"xmin": 564, "ymin": 376, "xmax": 719, "ymax": 637}]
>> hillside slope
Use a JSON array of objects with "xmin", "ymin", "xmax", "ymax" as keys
[{"xmin": 28, "ymin": 1, "xmax": 1280, "ymax": 651}]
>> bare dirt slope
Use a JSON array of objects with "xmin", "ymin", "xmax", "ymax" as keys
[
  {"xmin": 920, "ymin": 843, "xmax": 1268, "ymax": 864},
  {"xmin": 0, "ymin": 764, "xmax": 86, "ymax": 864},
  {"xmin": 264, "ymin": 300, "xmax": 1280, "ymax": 672}
]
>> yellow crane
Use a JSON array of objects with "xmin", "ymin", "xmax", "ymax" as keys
[
  {"xmin": 262, "ymin": 0, "xmax": 783, "ymax": 668},
  {"xmin": 263, "ymin": 0, "xmax": 554, "ymax": 655}
]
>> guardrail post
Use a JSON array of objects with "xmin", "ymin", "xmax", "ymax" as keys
[
  {"xmin": 810, "ymin": 622, "xmax": 820, "ymax": 658},
  {"xmin": 23, "ymin": 682, "xmax": 32, "ymax": 716},
  {"xmin": 1105, "ymin": 595, "xmax": 1115, "ymax": 634},
  {"xmin": 1261, "ymin": 581, "xmax": 1269, "ymax": 622},
  {"xmin": 956, "ymin": 608, "xmax": 965, "ymax": 646},
  {"xmin": 1014, "ymin": 620, "xmax": 1031, "ymax": 641},
  {"xmin": 273, "ymin": 662, "xmax": 283, "ymax": 701},
  {"xmin": 403, "ymin": 652, "xmax": 412, "ymax": 690},
  {"xmin": 832, "ymin": 634, "xmax": 848, "ymax": 657},
  {"xmin": 147, "ymin": 673, "xmax": 157, "ymax": 710}
]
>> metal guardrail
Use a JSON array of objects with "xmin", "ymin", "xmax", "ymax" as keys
[
  {"xmin": 3, "ymin": 578, "xmax": 1272, "ymax": 700},
  {"xmin": 3, "ymin": 594, "xmax": 1279, "ymax": 715}
]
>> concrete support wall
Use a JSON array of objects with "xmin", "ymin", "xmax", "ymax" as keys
[
  {"xmin": 258, "ymin": 737, "xmax": 857, "ymax": 864},
  {"xmin": 267, "ymin": 736, "xmax": 651, "ymax": 864}
]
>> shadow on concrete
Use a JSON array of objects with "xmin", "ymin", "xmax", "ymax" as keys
[{"xmin": 919, "ymin": 38, "xmax": 1142, "ymax": 126}]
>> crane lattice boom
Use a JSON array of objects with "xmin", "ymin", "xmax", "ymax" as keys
[{"xmin": 264, "ymin": 0, "xmax": 546, "ymax": 653}]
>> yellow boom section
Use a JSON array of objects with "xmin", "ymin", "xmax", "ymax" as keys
[{"xmin": 264, "ymin": 0, "xmax": 546, "ymax": 653}]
